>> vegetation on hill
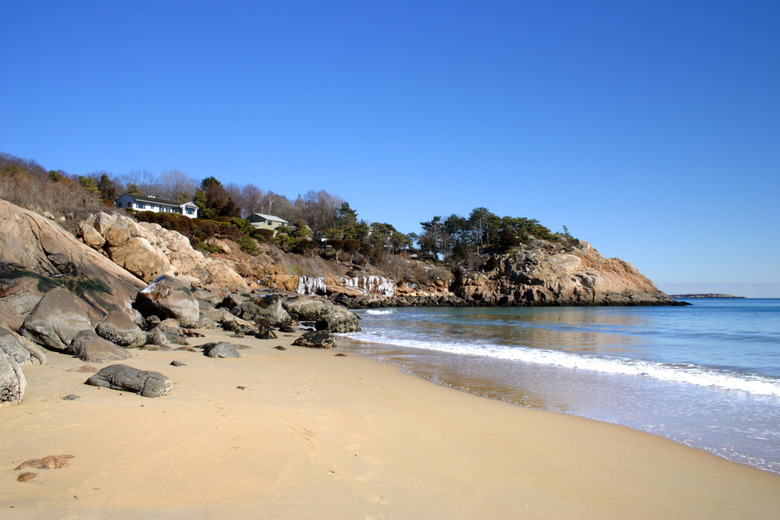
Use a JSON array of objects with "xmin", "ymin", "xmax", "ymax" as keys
[{"xmin": 0, "ymin": 151, "xmax": 575, "ymax": 269}]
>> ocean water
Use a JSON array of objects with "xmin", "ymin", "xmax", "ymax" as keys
[{"xmin": 340, "ymin": 299, "xmax": 780, "ymax": 475}]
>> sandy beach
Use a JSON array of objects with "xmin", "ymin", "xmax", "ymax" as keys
[{"xmin": 2, "ymin": 328, "xmax": 780, "ymax": 519}]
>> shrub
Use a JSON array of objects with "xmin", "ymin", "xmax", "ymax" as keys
[
  {"xmin": 238, "ymin": 236, "xmax": 258, "ymax": 254},
  {"xmin": 250, "ymin": 228, "xmax": 275, "ymax": 244}
]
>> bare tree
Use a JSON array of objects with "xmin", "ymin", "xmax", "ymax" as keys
[
  {"xmin": 119, "ymin": 170, "xmax": 157, "ymax": 197},
  {"xmin": 295, "ymin": 190, "xmax": 344, "ymax": 239},
  {"xmin": 240, "ymin": 183, "xmax": 264, "ymax": 217},
  {"xmin": 157, "ymin": 170, "xmax": 197, "ymax": 202},
  {"xmin": 260, "ymin": 191, "xmax": 298, "ymax": 222}
]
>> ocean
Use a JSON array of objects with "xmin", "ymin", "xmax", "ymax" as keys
[{"xmin": 340, "ymin": 299, "xmax": 780, "ymax": 475}]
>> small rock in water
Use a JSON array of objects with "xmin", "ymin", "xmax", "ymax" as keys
[
  {"xmin": 62, "ymin": 394, "xmax": 81, "ymax": 401},
  {"xmin": 334, "ymin": 353, "xmax": 347, "ymax": 357},
  {"xmin": 273, "ymin": 346, "xmax": 287, "ymax": 351}
]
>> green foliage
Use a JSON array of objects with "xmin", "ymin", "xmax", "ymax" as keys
[
  {"xmin": 79, "ymin": 176, "xmax": 99, "ymax": 193},
  {"xmin": 238, "ymin": 236, "xmax": 258, "ymax": 254},
  {"xmin": 250, "ymin": 228, "xmax": 275, "ymax": 244}
]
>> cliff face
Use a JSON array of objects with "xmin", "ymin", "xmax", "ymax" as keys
[{"xmin": 451, "ymin": 240, "xmax": 678, "ymax": 306}]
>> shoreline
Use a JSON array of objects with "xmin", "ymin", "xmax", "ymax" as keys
[{"xmin": 2, "ymin": 328, "xmax": 780, "ymax": 519}]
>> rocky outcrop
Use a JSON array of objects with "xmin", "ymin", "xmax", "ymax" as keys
[
  {"xmin": 451, "ymin": 240, "xmax": 680, "ymax": 306},
  {"xmin": 80, "ymin": 212, "xmax": 248, "ymax": 292},
  {"xmin": 85, "ymin": 364, "xmax": 173, "ymax": 397},
  {"xmin": 0, "ymin": 200, "xmax": 146, "ymax": 316}
]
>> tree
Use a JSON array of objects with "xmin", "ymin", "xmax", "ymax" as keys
[
  {"xmin": 240, "ymin": 183, "xmax": 264, "ymax": 217},
  {"xmin": 468, "ymin": 207, "xmax": 500, "ymax": 251},
  {"xmin": 194, "ymin": 176, "xmax": 240, "ymax": 219},
  {"xmin": 120, "ymin": 170, "xmax": 156, "ymax": 197},
  {"xmin": 97, "ymin": 173, "xmax": 118, "ymax": 202},
  {"xmin": 418, "ymin": 216, "xmax": 451, "ymax": 261},
  {"xmin": 294, "ymin": 190, "xmax": 343, "ymax": 240},
  {"xmin": 158, "ymin": 170, "xmax": 197, "ymax": 202},
  {"xmin": 79, "ymin": 176, "xmax": 99, "ymax": 194}
]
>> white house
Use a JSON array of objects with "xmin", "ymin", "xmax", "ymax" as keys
[
  {"xmin": 247, "ymin": 213, "xmax": 288, "ymax": 234},
  {"xmin": 116, "ymin": 193, "xmax": 199, "ymax": 219}
]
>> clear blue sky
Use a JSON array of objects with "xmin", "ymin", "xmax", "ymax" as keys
[{"xmin": 2, "ymin": 1, "xmax": 779, "ymax": 297}]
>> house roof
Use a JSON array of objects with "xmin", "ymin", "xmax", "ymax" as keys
[
  {"xmin": 119, "ymin": 193, "xmax": 194, "ymax": 207},
  {"xmin": 249, "ymin": 213, "xmax": 288, "ymax": 224}
]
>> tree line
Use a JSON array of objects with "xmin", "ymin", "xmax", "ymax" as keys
[{"xmin": 1, "ymin": 152, "xmax": 575, "ymax": 266}]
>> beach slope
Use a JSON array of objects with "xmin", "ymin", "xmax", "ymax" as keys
[{"xmin": 2, "ymin": 329, "xmax": 779, "ymax": 519}]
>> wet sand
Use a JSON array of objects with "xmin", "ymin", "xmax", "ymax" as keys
[{"xmin": 2, "ymin": 328, "xmax": 780, "ymax": 519}]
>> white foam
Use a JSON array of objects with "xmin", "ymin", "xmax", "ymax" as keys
[
  {"xmin": 345, "ymin": 332, "xmax": 780, "ymax": 397},
  {"xmin": 366, "ymin": 309, "xmax": 395, "ymax": 315}
]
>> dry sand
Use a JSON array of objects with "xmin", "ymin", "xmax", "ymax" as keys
[{"xmin": 2, "ymin": 328, "xmax": 779, "ymax": 519}]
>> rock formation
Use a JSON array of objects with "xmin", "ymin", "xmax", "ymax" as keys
[
  {"xmin": 451, "ymin": 240, "xmax": 679, "ymax": 306},
  {"xmin": 0, "ymin": 200, "xmax": 145, "ymax": 315},
  {"xmin": 80, "ymin": 212, "xmax": 248, "ymax": 293}
]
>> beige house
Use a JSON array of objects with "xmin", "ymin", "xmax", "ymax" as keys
[{"xmin": 247, "ymin": 213, "xmax": 288, "ymax": 235}]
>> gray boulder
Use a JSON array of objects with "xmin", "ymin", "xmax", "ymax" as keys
[
  {"xmin": 315, "ymin": 308, "xmax": 361, "ymax": 333},
  {"xmin": 0, "ymin": 301, "xmax": 24, "ymax": 332},
  {"xmin": 0, "ymin": 327, "xmax": 46, "ymax": 365},
  {"xmin": 21, "ymin": 289, "xmax": 94, "ymax": 352},
  {"xmin": 284, "ymin": 296, "xmax": 361, "ymax": 333},
  {"xmin": 85, "ymin": 364, "xmax": 172, "ymax": 397},
  {"xmin": 293, "ymin": 331, "xmax": 337, "ymax": 349},
  {"xmin": 202, "ymin": 342, "xmax": 241, "ymax": 358},
  {"xmin": 70, "ymin": 330, "xmax": 132, "ymax": 363},
  {"xmin": 96, "ymin": 310, "xmax": 146, "ymax": 347},
  {"xmin": 134, "ymin": 276, "xmax": 199, "ymax": 328},
  {"xmin": 232, "ymin": 294, "xmax": 291, "ymax": 328},
  {"xmin": 0, "ymin": 348, "xmax": 25, "ymax": 404}
]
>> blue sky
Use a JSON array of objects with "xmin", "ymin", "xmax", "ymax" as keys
[{"xmin": 2, "ymin": 1, "xmax": 779, "ymax": 296}]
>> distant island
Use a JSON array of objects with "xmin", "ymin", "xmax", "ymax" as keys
[{"xmin": 669, "ymin": 294, "xmax": 745, "ymax": 299}]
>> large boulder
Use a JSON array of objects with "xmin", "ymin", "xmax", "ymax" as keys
[
  {"xmin": 0, "ymin": 301, "xmax": 24, "ymax": 332},
  {"xmin": 201, "ymin": 342, "xmax": 241, "ymax": 358},
  {"xmin": 107, "ymin": 237, "xmax": 171, "ymax": 282},
  {"xmin": 134, "ymin": 276, "xmax": 199, "ymax": 328},
  {"xmin": 232, "ymin": 294, "xmax": 291, "ymax": 328},
  {"xmin": 0, "ymin": 327, "xmax": 46, "ymax": 365},
  {"xmin": 70, "ymin": 330, "xmax": 132, "ymax": 363},
  {"xmin": 315, "ymin": 307, "xmax": 361, "ymax": 333},
  {"xmin": 95, "ymin": 310, "xmax": 146, "ymax": 347},
  {"xmin": 284, "ymin": 295, "xmax": 361, "ymax": 333},
  {"xmin": 21, "ymin": 289, "xmax": 95, "ymax": 352},
  {"xmin": 85, "ymin": 364, "xmax": 172, "ymax": 397},
  {"xmin": 293, "ymin": 331, "xmax": 337, "ymax": 349},
  {"xmin": 0, "ymin": 348, "xmax": 25, "ymax": 405}
]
